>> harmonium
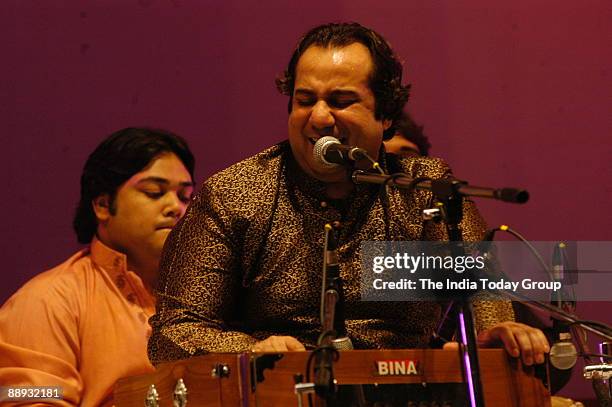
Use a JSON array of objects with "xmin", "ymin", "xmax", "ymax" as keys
[{"xmin": 114, "ymin": 349, "xmax": 551, "ymax": 406}]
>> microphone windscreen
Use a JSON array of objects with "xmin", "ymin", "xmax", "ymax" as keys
[
  {"xmin": 331, "ymin": 337, "xmax": 353, "ymax": 351},
  {"xmin": 549, "ymin": 341, "xmax": 578, "ymax": 370},
  {"xmin": 313, "ymin": 136, "xmax": 343, "ymax": 167}
]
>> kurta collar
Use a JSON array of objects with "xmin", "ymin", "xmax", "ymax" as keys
[{"xmin": 90, "ymin": 237, "xmax": 156, "ymax": 315}]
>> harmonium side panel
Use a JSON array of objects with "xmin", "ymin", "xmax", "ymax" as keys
[{"xmin": 114, "ymin": 353, "xmax": 245, "ymax": 407}]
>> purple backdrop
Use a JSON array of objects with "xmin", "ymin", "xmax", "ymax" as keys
[{"xmin": 2, "ymin": 0, "xmax": 610, "ymax": 402}]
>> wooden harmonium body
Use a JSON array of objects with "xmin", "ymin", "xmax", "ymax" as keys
[{"xmin": 114, "ymin": 349, "xmax": 551, "ymax": 407}]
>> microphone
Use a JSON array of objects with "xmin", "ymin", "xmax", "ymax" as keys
[
  {"xmin": 313, "ymin": 136, "xmax": 367, "ymax": 167},
  {"xmin": 549, "ymin": 332, "xmax": 578, "ymax": 370},
  {"xmin": 549, "ymin": 242, "xmax": 578, "ymax": 370}
]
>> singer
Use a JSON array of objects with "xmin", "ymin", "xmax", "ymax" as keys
[{"xmin": 148, "ymin": 22, "xmax": 548, "ymax": 367}]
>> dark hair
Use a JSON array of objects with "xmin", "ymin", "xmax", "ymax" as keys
[
  {"xmin": 276, "ymin": 22, "xmax": 410, "ymax": 140},
  {"xmin": 394, "ymin": 111, "xmax": 431, "ymax": 156},
  {"xmin": 73, "ymin": 127, "xmax": 195, "ymax": 244}
]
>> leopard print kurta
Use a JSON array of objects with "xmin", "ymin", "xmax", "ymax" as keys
[{"xmin": 148, "ymin": 141, "xmax": 513, "ymax": 364}]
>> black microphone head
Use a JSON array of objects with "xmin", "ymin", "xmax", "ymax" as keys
[
  {"xmin": 498, "ymin": 188, "xmax": 530, "ymax": 204},
  {"xmin": 313, "ymin": 136, "xmax": 344, "ymax": 167}
]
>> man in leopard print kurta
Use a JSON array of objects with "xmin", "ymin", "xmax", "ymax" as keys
[{"xmin": 148, "ymin": 22, "xmax": 549, "ymax": 368}]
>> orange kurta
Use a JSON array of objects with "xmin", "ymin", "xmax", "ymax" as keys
[{"xmin": 0, "ymin": 238, "xmax": 155, "ymax": 406}]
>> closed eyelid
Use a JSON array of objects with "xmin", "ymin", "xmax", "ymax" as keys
[
  {"xmin": 294, "ymin": 88, "xmax": 316, "ymax": 96},
  {"xmin": 294, "ymin": 90, "xmax": 316, "ymax": 104},
  {"xmin": 328, "ymin": 97, "xmax": 358, "ymax": 108},
  {"xmin": 179, "ymin": 191, "xmax": 193, "ymax": 200},
  {"xmin": 179, "ymin": 184, "xmax": 194, "ymax": 193},
  {"xmin": 141, "ymin": 186, "xmax": 163, "ymax": 194}
]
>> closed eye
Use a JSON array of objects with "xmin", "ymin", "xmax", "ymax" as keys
[
  {"xmin": 144, "ymin": 191, "xmax": 164, "ymax": 199},
  {"xmin": 295, "ymin": 97, "xmax": 316, "ymax": 107},
  {"xmin": 329, "ymin": 97, "xmax": 357, "ymax": 109},
  {"xmin": 294, "ymin": 88, "xmax": 317, "ymax": 107},
  {"xmin": 328, "ymin": 90, "xmax": 360, "ymax": 109},
  {"xmin": 178, "ymin": 194, "xmax": 192, "ymax": 204}
]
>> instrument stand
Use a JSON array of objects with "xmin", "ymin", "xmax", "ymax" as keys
[
  {"xmin": 295, "ymin": 225, "xmax": 346, "ymax": 406},
  {"xmin": 429, "ymin": 178, "xmax": 487, "ymax": 407}
]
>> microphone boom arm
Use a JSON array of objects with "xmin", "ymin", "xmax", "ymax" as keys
[{"xmin": 352, "ymin": 170, "xmax": 529, "ymax": 204}]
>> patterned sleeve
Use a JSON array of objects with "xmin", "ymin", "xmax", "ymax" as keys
[
  {"xmin": 460, "ymin": 199, "xmax": 515, "ymax": 330},
  {"xmin": 148, "ymin": 180, "xmax": 257, "ymax": 365}
]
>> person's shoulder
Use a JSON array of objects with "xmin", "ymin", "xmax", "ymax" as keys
[
  {"xmin": 193, "ymin": 141, "xmax": 288, "ymax": 212},
  {"xmin": 0, "ymin": 248, "xmax": 95, "ymax": 337},
  {"xmin": 3, "ymin": 249, "xmax": 93, "ymax": 308},
  {"xmin": 205, "ymin": 141, "xmax": 287, "ymax": 188},
  {"xmin": 387, "ymin": 153, "xmax": 451, "ymax": 179}
]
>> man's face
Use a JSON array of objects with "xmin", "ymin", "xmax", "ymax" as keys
[
  {"xmin": 96, "ymin": 152, "xmax": 194, "ymax": 268},
  {"xmin": 287, "ymin": 43, "xmax": 391, "ymax": 183}
]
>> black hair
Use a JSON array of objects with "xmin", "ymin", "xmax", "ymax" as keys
[
  {"xmin": 276, "ymin": 22, "xmax": 410, "ymax": 140},
  {"xmin": 73, "ymin": 127, "xmax": 195, "ymax": 244},
  {"xmin": 394, "ymin": 111, "xmax": 431, "ymax": 156}
]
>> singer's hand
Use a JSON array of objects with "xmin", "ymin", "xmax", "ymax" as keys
[
  {"xmin": 251, "ymin": 335, "xmax": 306, "ymax": 352},
  {"xmin": 477, "ymin": 322, "xmax": 550, "ymax": 365}
]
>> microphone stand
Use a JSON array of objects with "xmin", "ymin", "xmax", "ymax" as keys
[
  {"xmin": 352, "ymin": 171, "xmax": 531, "ymax": 407},
  {"xmin": 430, "ymin": 180, "xmax": 486, "ymax": 407},
  {"xmin": 314, "ymin": 224, "xmax": 343, "ymax": 404},
  {"xmin": 352, "ymin": 171, "xmax": 529, "ymax": 204}
]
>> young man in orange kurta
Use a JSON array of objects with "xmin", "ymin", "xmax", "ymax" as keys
[{"xmin": 0, "ymin": 128, "xmax": 195, "ymax": 406}]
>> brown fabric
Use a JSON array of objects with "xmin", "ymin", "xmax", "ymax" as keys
[{"xmin": 148, "ymin": 141, "xmax": 513, "ymax": 364}]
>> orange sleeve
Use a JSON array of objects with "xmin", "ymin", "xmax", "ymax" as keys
[{"xmin": 0, "ymin": 274, "xmax": 83, "ymax": 406}]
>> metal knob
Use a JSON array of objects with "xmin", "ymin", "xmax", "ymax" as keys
[
  {"xmin": 144, "ymin": 384, "xmax": 159, "ymax": 407},
  {"xmin": 600, "ymin": 341, "xmax": 611, "ymax": 363},
  {"xmin": 173, "ymin": 378, "xmax": 188, "ymax": 407},
  {"xmin": 422, "ymin": 208, "xmax": 442, "ymax": 222},
  {"xmin": 211, "ymin": 363, "xmax": 231, "ymax": 378}
]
